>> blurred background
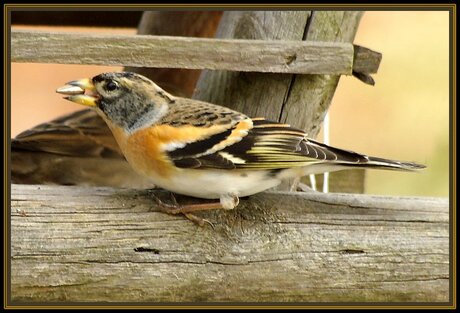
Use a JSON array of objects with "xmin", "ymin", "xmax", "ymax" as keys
[{"xmin": 10, "ymin": 11, "xmax": 450, "ymax": 197}]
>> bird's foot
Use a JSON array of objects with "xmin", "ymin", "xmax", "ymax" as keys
[{"xmin": 150, "ymin": 192, "xmax": 216, "ymax": 228}]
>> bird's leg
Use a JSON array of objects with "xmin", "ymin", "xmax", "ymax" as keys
[
  {"xmin": 152, "ymin": 192, "xmax": 239, "ymax": 214},
  {"xmin": 219, "ymin": 193, "xmax": 240, "ymax": 210},
  {"xmin": 150, "ymin": 192, "xmax": 240, "ymax": 226},
  {"xmin": 163, "ymin": 193, "xmax": 225, "ymax": 214},
  {"xmin": 150, "ymin": 192, "xmax": 221, "ymax": 227}
]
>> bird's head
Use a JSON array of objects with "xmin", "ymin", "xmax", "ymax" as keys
[{"xmin": 57, "ymin": 72, "xmax": 174, "ymax": 132}]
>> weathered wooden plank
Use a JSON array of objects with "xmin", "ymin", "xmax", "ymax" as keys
[
  {"xmin": 125, "ymin": 11, "xmax": 223, "ymax": 97},
  {"xmin": 193, "ymin": 11, "xmax": 367, "ymax": 193},
  {"xmin": 353, "ymin": 45, "xmax": 382, "ymax": 75},
  {"xmin": 193, "ymin": 11, "xmax": 312, "ymax": 121},
  {"xmin": 10, "ymin": 29, "xmax": 380, "ymax": 75},
  {"xmin": 280, "ymin": 11, "xmax": 364, "ymax": 140},
  {"xmin": 10, "ymin": 184, "xmax": 449, "ymax": 302},
  {"xmin": 280, "ymin": 11, "xmax": 367, "ymax": 193}
]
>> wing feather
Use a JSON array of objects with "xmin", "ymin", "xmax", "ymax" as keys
[{"xmin": 168, "ymin": 117, "xmax": 370, "ymax": 170}]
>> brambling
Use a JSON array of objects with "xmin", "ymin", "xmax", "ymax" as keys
[
  {"xmin": 12, "ymin": 67, "xmax": 195, "ymax": 187},
  {"xmin": 57, "ymin": 72, "xmax": 425, "ymax": 224}
]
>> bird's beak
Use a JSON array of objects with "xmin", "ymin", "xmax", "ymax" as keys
[{"xmin": 56, "ymin": 78, "xmax": 98, "ymax": 107}]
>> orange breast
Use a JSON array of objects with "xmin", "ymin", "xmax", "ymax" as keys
[{"xmin": 109, "ymin": 123, "xmax": 230, "ymax": 178}]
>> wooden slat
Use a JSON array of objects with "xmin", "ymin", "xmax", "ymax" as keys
[
  {"xmin": 10, "ymin": 185, "xmax": 449, "ymax": 302},
  {"xmin": 279, "ymin": 11, "xmax": 368, "ymax": 192},
  {"xmin": 10, "ymin": 29, "xmax": 380, "ymax": 75}
]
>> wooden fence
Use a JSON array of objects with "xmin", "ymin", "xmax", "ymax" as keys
[{"xmin": 9, "ymin": 10, "xmax": 450, "ymax": 305}]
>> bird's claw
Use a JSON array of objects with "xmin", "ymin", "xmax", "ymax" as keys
[{"xmin": 149, "ymin": 192, "xmax": 214, "ymax": 227}]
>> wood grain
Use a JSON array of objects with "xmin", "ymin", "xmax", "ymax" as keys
[
  {"xmin": 193, "ymin": 11, "xmax": 366, "ymax": 193},
  {"xmin": 193, "ymin": 11, "xmax": 312, "ymax": 121},
  {"xmin": 10, "ymin": 184, "xmax": 449, "ymax": 302},
  {"xmin": 279, "ymin": 11, "xmax": 367, "ymax": 193},
  {"xmin": 125, "ymin": 11, "xmax": 223, "ymax": 97},
  {"xmin": 280, "ymin": 11, "xmax": 364, "ymax": 138},
  {"xmin": 11, "ymin": 29, "xmax": 380, "ymax": 76}
]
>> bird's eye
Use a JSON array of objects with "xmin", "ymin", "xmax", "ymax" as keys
[{"xmin": 105, "ymin": 80, "xmax": 119, "ymax": 92}]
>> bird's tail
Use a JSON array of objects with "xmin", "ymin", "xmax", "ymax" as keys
[
  {"xmin": 302, "ymin": 139, "xmax": 426, "ymax": 172},
  {"xmin": 356, "ymin": 156, "xmax": 426, "ymax": 171}
]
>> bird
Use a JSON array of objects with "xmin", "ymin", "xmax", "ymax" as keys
[
  {"xmin": 12, "ymin": 109, "xmax": 155, "ymax": 188},
  {"xmin": 12, "ymin": 67, "xmax": 196, "ymax": 188},
  {"xmin": 56, "ymin": 71, "xmax": 425, "ymax": 225}
]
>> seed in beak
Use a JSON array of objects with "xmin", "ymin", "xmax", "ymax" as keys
[{"xmin": 56, "ymin": 85, "xmax": 85, "ymax": 95}]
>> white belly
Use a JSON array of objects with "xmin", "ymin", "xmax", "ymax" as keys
[{"xmin": 145, "ymin": 169, "xmax": 281, "ymax": 199}]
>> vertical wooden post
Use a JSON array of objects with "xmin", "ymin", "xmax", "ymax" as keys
[
  {"xmin": 193, "ymin": 11, "xmax": 311, "ymax": 120},
  {"xmin": 193, "ymin": 11, "xmax": 366, "ymax": 192},
  {"xmin": 127, "ymin": 11, "xmax": 223, "ymax": 97}
]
